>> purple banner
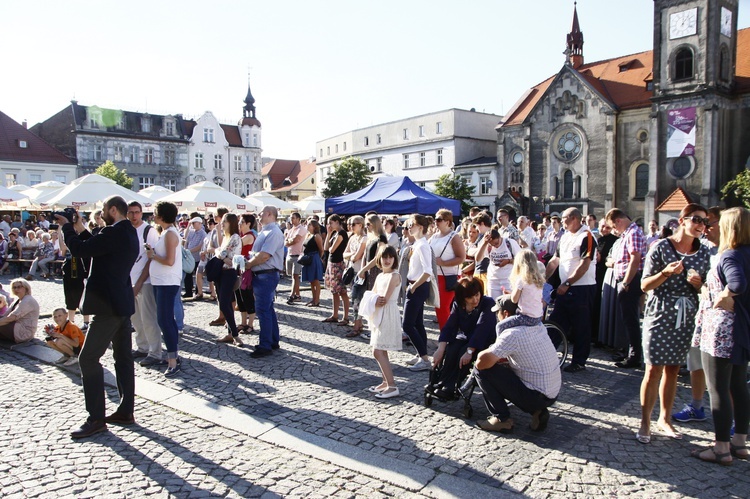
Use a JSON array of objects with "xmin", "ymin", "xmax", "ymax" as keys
[{"xmin": 667, "ymin": 107, "xmax": 696, "ymax": 157}]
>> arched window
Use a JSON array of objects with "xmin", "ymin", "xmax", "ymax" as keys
[
  {"xmin": 719, "ymin": 45, "xmax": 730, "ymax": 82},
  {"xmin": 674, "ymin": 48, "xmax": 694, "ymax": 81},
  {"xmin": 575, "ymin": 176, "xmax": 582, "ymax": 199},
  {"xmin": 553, "ymin": 177, "xmax": 560, "ymax": 198},
  {"xmin": 563, "ymin": 170, "xmax": 573, "ymax": 199},
  {"xmin": 635, "ymin": 163, "xmax": 649, "ymax": 198}
]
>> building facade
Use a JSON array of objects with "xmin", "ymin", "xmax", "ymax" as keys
[
  {"xmin": 497, "ymin": 1, "xmax": 750, "ymax": 223},
  {"xmin": 315, "ymin": 109, "xmax": 502, "ymax": 196},
  {"xmin": 261, "ymin": 158, "xmax": 317, "ymax": 202}
]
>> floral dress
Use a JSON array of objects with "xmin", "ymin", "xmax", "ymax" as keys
[
  {"xmin": 641, "ymin": 239, "xmax": 710, "ymax": 365},
  {"xmin": 692, "ymin": 266, "xmax": 735, "ymax": 359}
]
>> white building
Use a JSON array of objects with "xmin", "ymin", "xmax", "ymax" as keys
[
  {"xmin": 184, "ymin": 85, "xmax": 263, "ymax": 196},
  {"xmin": 315, "ymin": 109, "xmax": 502, "ymax": 195}
]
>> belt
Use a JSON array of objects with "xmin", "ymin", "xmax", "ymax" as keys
[
  {"xmin": 253, "ymin": 269, "xmax": 279, "ymax": 276},
  {"xmin": 290, "ymin": 254, "xmax": 301, "ymax": 258},
  {"xmin": 408, "ymin": 280, "xmax": 416, "ymax": 284}
]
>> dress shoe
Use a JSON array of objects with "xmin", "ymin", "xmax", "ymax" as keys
[
  {"xmin": 71, "ymin": 419, "xmax": 107, "ymax": 439},
  {"xmin": 615, "ymin": 357, "xmax": 641, "ymax": 369},
  {"xmin": 250, "ymin": 347, "xmax": 272, "ymax": 358},
  {"xmin": 104, "ymin": 412, "xmax": 135, "ymax": 426},
  {"xmin": 530, "ymin": 408, "xmax": 550, "ymax": 432},
  {"xmin": 132, "ymin": 350, "xmax": 148, "ymax": 360},
  {"xmin": 271, "ymin": 343, "xmax": 280, "ymax": 350},
  {"xmin": 209, "ymin": 318, "xmax": 226, "ymax": 327},
  {"xmin": 477, "ymin": 416, "xmax": 514, "ymax": 433},
  {"xmin": 374, "ymin": 387, "xmax": 400, "ymax": 399}
]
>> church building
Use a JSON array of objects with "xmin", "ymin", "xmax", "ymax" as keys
[{"xmin": 497, "ymin": 0, "xmax": 750, "ymax": 223}]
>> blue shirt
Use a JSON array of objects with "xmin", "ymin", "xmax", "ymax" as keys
[{"xmin": 252, "ymin": 222, "xmax": 284, "ymax": 271}]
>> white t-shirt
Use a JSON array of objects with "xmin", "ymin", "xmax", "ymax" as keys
[
  {"xmin": 429, "ymin": 231, "xmax": 459, "ymax": 276},
  {"xmin": 487, "ymin": 238, "xmax": 521, "ymax": 292},
  {"xmin": 515, "ymin": 279, "xmax": 544, "ymax": 318}
]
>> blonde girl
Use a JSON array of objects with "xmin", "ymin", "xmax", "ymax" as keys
[{"xmin": 496, "ymin": 249, "xmax": 546, "ymax": 335}]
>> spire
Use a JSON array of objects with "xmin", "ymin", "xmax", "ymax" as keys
[
  {"xmin": 243, "ymin": 76, "xmax": 256, "ymax": 119},
  {"xmin": 566, "ymin": 2, "xmax": 584, "ymax": 69}
]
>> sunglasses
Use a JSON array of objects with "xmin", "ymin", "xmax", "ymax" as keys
[{"xmin": 689, "ymin": 216, "xmax": 710, "ymax": 226}]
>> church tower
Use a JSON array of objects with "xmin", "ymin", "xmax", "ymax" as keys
[{"xmin": 566, "ymin": 2, "xmax": 584, "ymax": 69}]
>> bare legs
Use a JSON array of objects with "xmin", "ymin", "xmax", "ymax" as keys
[
  {"xmin": 639, "ymin": 363, "xmax": 681, "ymax": 437},
  {"xmin": 373, "ymin": 349, "xmax": 396, "ymax": 390}
]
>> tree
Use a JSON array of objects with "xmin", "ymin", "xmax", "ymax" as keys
[
  {"xmin": 95, "ymin": 160, "xmax": 133, "ymax": 189},
  {"xmin": 321, "ymin": 156, "xmax": 372, "ymax": 198},
  {"xmin": 721, "ymin": 169, "xmax": 750, "ymax": 208},
  {"xmin": 432, "ymin": 174, "xmax": 475, "ymax": 216}
]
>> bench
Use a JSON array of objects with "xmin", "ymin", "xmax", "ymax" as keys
[{"xmin": 4, "ymin": 259, "xmax": 34, "ymax": 277}]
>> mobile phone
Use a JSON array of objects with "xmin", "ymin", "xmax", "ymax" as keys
[{"xmin": 144, "ymin": 244, "xmax": 151, "ymax": 250}]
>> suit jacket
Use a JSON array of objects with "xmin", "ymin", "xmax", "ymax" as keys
[{"xmin": 62, "ymin": 219, "xmax": 139, "ymax": 316}]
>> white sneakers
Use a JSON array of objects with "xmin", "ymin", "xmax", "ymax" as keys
[
  {"xmin": 63, "ymin": 356, "xmax": 79, "ymax": 366},
  {"xmin": 405, "ymin": 355, "xmax": 420, "ymax": 366},
  {"xmin": 408, "ymin": 358, "xmax": 431, "ymax": 372}
]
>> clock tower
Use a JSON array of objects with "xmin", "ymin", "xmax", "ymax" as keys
[{"xmin": 653, "ymin": 0, "xmax": 739, "ymax": 98}]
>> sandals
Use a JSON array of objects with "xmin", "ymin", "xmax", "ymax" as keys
[
  {"xmin": 337, "ymin": 318, "xmax": 350, "ymax": 326},
  {"xmin": 690, "ymin": 446, "xmax": 732, "ymax": 466},
  {"xmin": 305, "ymin": 301, "xmax": 320, "ymax": 307},
  {"xmin": 730, "ymin": 444, "xmax": 749, "ymax": 460},
  {"xmin": 345, "ymin": 330, "xmax": 361, "ymax": 338},
  {"xmin": 322, "ymin": 317, "xmax": 338, "ymax": 323},
  {"xmin": 208, "ymin": 295, "xmax": 217, "ymax": 301},
  {"xmin": 635, "ymin": 432, "xmax": 651, "ymax": 444}
]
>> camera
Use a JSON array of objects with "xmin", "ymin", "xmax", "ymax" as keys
[{"xmin": 52, "ymin": 207, "xmax": 77, "ymax": 224}]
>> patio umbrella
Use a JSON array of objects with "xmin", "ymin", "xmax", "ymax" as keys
[
  {"xmin": 293, "ymin": 194, "xmax": 325, "ymax": 216},
  {"xmin": 42, "ymin": 174, "xmax": 153, "ymax": 211},
  {"xmin": 246, "ymin": 190, "xmax": 298, "ymax": 212},
  {"xmin": 158, "ymin": 181, "xmax": 258, "ymax": 213},
  {"xmin": 8, "ymin": 184, "xmax": 31, "ymax": 192},
  {"xmin": 138, "ymin": 185, "xmax": 174, "ymax": 201},
  {"xmin": 0, "ymin": 184, "xmax": 29, "ymax": 203},
  {"xmin": 15, "ymin": 181, "xmax": 66, "ymax": 208}
]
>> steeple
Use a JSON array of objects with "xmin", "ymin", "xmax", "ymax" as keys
[
  {"xmin": 243, "ymin": 79, "xmax": 256, "ymax": 119},
  {"xmin": 566, "ymin": 2, "xmax": 584, "ymax": 69}
]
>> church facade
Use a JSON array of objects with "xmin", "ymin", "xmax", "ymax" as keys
[{"xmin": 497, "ymin": 0, "xmax": 750, "ymax": 223}]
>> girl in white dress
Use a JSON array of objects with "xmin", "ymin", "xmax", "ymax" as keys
[{"xmin": 368, "ymin": 245, "xmax": 402, "ymax": 399}]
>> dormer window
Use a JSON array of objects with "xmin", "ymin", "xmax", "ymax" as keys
[
  {"xmin": 203, "ymin": 128, "xmax": 214, "ymax": 143},
  {"xmin": 141, "ymin": 117, "xmax": 151, "ymax": 133},
  {"xmin": 165, "ymin": 121, "xmax": 174, "ymax": 136}
]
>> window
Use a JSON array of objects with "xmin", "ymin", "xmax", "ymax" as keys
[
  {"xmin": 139, "ymin": 177, "xmax": 154, "ymax": 190},
  {"xmin": 141, "ymin": 118, "xmax": 151, "ymax": 133},
  {"xmin": 556, "ymin": 130, "xmax": 582, "ymax": 162},
  {"xmin": 419, "ymin": 125, "xmax": 425, "ymax": 137},
  {"xmin": 376, "ymin": 158, "xmax": 382, "ymax": 172},
  {"xmin": 364, "ymin": 136, "xmax": 369, "ymax": 147},
  {"xmin": 343, "ymin": 141, "xmax": 347, "ymax": 152},
  {"xmin": 92, "ymin": 144, "xmax": 102, "ymax": 162},
  {"xmin": 403, "ymin": 128, "xmax": 409, "ymax": 140},
  {"xmin": 668, "ymin": 156, "xmax": 694, "ymax": 179},
  {"xmin": 203, "ymin": 128, "xmax": 214, "ymax": 142},
  {"xmin": 29, "ymin": 174, "xmax": 42, "ymax": 186},
  {"xmin": 165, "ymin": 121, "xmax": 174, "ymax": 136},
  {"xmin": 164, "ymin": 148, "xmax": 175, "ymax": 166},
  {"xmin": 403, "ymin": 154, "xmax": 410, "ymax": 168},
  {"xmin": 5, "ymin": 173, "xmax": 16, "ymax": 186},
  {"xmin": 129, "ymin": 147, "xmax": 139, "ymax": 163},
  {"xmin": 195, "ymin": 152, "xmax": 204, "ymax": 169},
  {"xmin": 55, "ymin": 175, "xmax": 66, "ymax": 183},
  {"xmin": 245, "ymin": 133, "xmax": 250, "ymax": 146},
  {"xmin": 480, "ymin": 176, "xmax": 491, "ymax": 195},
  {"xmin": 253, "ymin": 134, "xmax": 258, "ymax": 147},
  {"xmin": 114, "ymin": 145, "xmax": 123, "ymax": 161},
  {"xmin": 719, "ymin": 45, "xmax": 730, "ymax": 82},
  {"xmin": 436, "ymin": 122, "xmax": 443, "ymax": 134},
  {"xmin": 144, "ymin": 147, "xmax": 154, "ymax": 164},
  {"xmin": 253, "ymin": 156, "xmax": 258, "ymax": 171},
  {"xmin": 234, "ymin": 180, "xmax": 243, "ymax": 196},
  {"xmin": 245, "ymin": 155, "xmax": 251, "ymax": 171},
  {"xmin": 18, "ymin": 140, "xmax": 27, "ymax": 148},
  {"xmin": 327, "ymin": 146, "xmax": 330, "ymax": 155},
  {"xmin": 164, "ymin": 179, "xmax": 176, "ymax": 191},
  {"xmin": 674, "ymin": 47, "xmax": 694, "ymax": 81},
  {"xmin": 89, "ymin": 115, "xmax": 99, "ymax": 129},
  {"xmin": 563, "ymin": 170, "xmax": 573, "ymax": 199},
  {"xmin": 437, "ymin": 149, "xmax": 443, "ymax": 165},
  {"xmin": 511, "ymin": 151, "xmax": 523, "ymax": 166},
  {"xmin": 420, "ymin": 152, "xmax": 426, "ymax": 167},
  {"xmin": 234, "ymin": 155, "xmax": 242, "ymax": 171},
  {"xmin": 118, "ymin": 115, "xmax": 127, "ymax": 129},
  {"xmin": 417, "ymin": 181, "xmax": 426, "ymax": 188},
  {"xmin": 634, "ymin": 163, "xmax": 649, "ymax": 199},
  {"xmin": 335, "ymin": 144, "xmax": 339, "ymax": 153},
  {"xmin": 214, "ymin": 154, "xmax": 223, "ymax": 169},
  {"xmin": 376, "ymin": 134, "xmax": 382, "ymax": 144}
]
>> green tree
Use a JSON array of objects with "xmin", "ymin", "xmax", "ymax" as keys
[
  {"xmin": 95, "ymin": 160, "xmax": 133, "ymax": 189},
  {"xmin": 721, "ymin": 169, "xmax": 750, "ymax": 209},
  {"xmin": 432, "ymin": 174, "xmax": 475, "ymax": 216},
  {"xmin": 321, "ymin": 156, "xmax": 372, "ymax": 198}
]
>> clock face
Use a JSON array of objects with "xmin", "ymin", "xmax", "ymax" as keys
[
  {"xmin": 670, "ymin": 8, "xmax": 698, "ymax": 39},
  {"xmin": 721, "ymin": 7, "xmax": 733, "ymax": 37}
]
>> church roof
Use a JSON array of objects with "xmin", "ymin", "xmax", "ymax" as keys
[
  {"xmin": 0, "ymin": 110, "xmax": 76, "ymax": 165},
  {"xmin": 262, "ymin": 158, "xmax": 316, "ymax": 191},
  {"xmin": 655, "ymin": 186, "xmax": 693, "ymax": 212},
  {"xmin": 502, "ymin": 27, "xmax": 750, "ymax": 128}
]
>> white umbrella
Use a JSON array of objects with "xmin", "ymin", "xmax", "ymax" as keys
[
  {"xmin": 158, "ymin": 181, "xmax": 257, "ymax": 213},
  {"xmin": 0, "ymin": 184, "xmax": 29, "ymax": 203},
  {"xmin": 246, "ymin": 190, "xmax": 298, "ymax": 212},
  {"xmin": 294, "ymin": 194, "xmax": 325, "ymax": 216},
  {"xmin": 42, "ymin": 174, "xmax": 153, "ymax": 211},
  {"xmin": 138, "ymin": 185, "xmax": 174, "ymax": 201},
  {"xmin": 8, "ymin": 184, "xmax": 31, "ymax": 192},
  {"xmin": 15, "ymin": 181, "xmax": 65, "ymax": 208}
]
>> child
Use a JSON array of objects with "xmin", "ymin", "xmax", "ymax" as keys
[
  {"xmin": 496, "ymin": 249, "xmax": 545, "ymax": 336},
  {"xmin": 45, "ymin": 307, "xmax": 85, "ymax": 366},
  {"xmin": 366, "ymin": 245, "xmax": 402, "ymax": 399}
]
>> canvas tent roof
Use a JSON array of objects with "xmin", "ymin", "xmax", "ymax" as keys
[{"xmin": 324, "ymin": 176, "xmax": 461, "ymax": 216}]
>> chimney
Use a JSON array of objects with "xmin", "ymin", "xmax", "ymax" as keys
[{"xmin": 22, "ymin": 120, "xmax": 27, "ymax": 129}]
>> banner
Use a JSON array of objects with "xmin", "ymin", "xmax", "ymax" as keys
[{"xmin": 666, "ymin": 107, "xmax": 696, "ymax": 158}]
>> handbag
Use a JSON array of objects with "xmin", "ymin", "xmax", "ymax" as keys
[
  {"xmin": 181, "ymin": 246, "xmax": 196, "ymax": 273},
  {"xmin": 204, "ymin": 256, "xmax": 223, "ymax": 283},
  {"xmin": 298, "ymin": 253, "xmax": 313, "ymax": 266},
  {"xmin": 342, "ymin": 266, "xmax": 355, "ymax": 285}
]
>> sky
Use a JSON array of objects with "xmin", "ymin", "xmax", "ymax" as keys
[{"xmin": 2, "ymin": 0, "xmax": 749, "ymax": 160}]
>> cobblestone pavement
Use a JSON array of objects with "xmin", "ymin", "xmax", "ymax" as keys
[{"xmin": 2, "ymin": 275, "xmax": 749, "ymax": 498}]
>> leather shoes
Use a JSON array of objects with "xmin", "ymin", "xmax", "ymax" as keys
[
  {"xmin": 104, "ymin": 412, "xmax": 135, "ymax": 426},
  {"xmin": 209, "ymin": 319, "xmax": 226, "ymax": 326},
  {"xmin": 271, "ymin": 343, "xmax": 280, "ymax": 350},
  {"xmin": 250, "ymin": 347, "xmax": 272, "ymax": 358},
  {"xmin": 477, "ymin": 416, "xmax": 514, "ymax": 433},
  {"xmin": 615, "ymin": 357, "xmax": 641, "ymax": 369},
  {"xmin": 530, "ymin": 408, "xmax": 550, "ymax": 432},
  {"xmin": 71, "ymin": 419, "xmax": 107, "ymax": 439}
]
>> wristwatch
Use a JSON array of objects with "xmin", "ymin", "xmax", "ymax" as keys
[
  {"xmin": 466, "ymin": 348, "xmax": 475, "ymax": 355},
  {"xmin": 564, "ymin": 281, "xmax": 571, "ymax": 287}
]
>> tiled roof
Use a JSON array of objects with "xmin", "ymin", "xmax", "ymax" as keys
[
  {"xmin": 655, "ymin": 186, "xmax": 693, "ymax": 212},
  {"xmin": 220, "ymin": 124, "xmax": 243, "ymax": 147},
  {"xmin": 0, "ymin": 110, "xmax": 76, "ymax": 165},
  {"xmin": 502, "ymin": 27, "xmax": 750, "ymax": 127},
  {"xmin": 454, "ymin": 156, "xmax": 498, "ymax": 167},
  {"xmin": 263, "ymin": 159, "xmax": 316, "ymax": 191}
]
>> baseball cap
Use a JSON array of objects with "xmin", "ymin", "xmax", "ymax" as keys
[
  {"xmin": 190, "ymin": 217, "xmax": 203, "ymax": 224},
  {"xmin": 491, "ymin": 295, "xmax": 518, "ymax": 315}
]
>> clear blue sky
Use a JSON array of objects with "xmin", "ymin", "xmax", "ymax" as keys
[{"xmin": 2, "ymin": 0, "xmax": 748, "ymax": 160}]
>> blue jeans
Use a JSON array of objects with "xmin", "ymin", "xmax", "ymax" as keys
[
  {"xmin": 403, "ymin": 281, "xmax": 429, "ymax": 356},
  {"xmin": 549, "ymin": 284, "xmax": 595, "ymax": 366},
  {"xmin": 253, "ymin": 272, "xmax": 280, "ymax": 351},
  {"xmin": 173, "ymin": 289, "xmax": 184, "ymax": 330},
  {"xmin": 154, "ymin": 285, "xmax": 179, "ymax": 359}
]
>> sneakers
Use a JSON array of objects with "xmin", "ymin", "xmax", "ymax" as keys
[
  {"xmin": 63, "ymin": 356, "xmax": 79, "ymax": 366},
  {"xmin": 477, "ymin": 416, "xmax": 514, "ymax": 433},
  {"xmin": 408, "ymin": 358, "xmax": 431, "ymax": 372},
  {"xmin": 672, "ymin": 403, "xmax": 707, "ymax": 422},
  {"xmin": 132, "ymin": 350, "xmax": 148, "ymax": 359},
  {"xmin": 405, "ymin": 355, "xmax": 420, "ymax": 366},
  {"xmin": 164, "ymin": 364, "xmax": 181, "ymax": 377},
  {"xmin": 81, "ymin": 322, "xmax": 89, "ymax": 332}
]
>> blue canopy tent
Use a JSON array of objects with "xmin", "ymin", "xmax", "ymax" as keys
[{"xmin": 325, "ymin": 176, "xmax": 461, "ymax": 216}]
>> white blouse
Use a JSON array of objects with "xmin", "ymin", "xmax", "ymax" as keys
[{"xmin": 406, "ymin": 237, "xmax": 433, "ymax": 282}]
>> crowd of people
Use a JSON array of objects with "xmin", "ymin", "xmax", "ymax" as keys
[{"xmin": 0, "ymin": 199, "xmax": 748, "ymax": 463}]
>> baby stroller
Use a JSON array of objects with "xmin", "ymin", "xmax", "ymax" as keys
[{"xmin": 423, "ymin": 349, "xmax": 479, "ymax": 419}]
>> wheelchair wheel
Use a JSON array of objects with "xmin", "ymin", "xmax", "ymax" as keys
[
  {"xmin": 544, "ymin": 321, "xmax": 568, "ymax": 368},
  {"xmin": 424, "ymin": 393, "xmax": 433, "ymax": 407}
]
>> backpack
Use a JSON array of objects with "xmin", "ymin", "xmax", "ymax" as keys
[{"xmin": 181, "ymin": 246, "xmax": 196, "ymax": 274}]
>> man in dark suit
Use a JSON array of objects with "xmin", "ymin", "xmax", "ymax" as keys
[{"xmin": 58, "ymin": 195, "xmax": 139, "ymax": 439}]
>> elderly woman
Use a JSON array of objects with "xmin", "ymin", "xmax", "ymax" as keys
[
  {"xmin": 0, "ymin": 278, "xmax": 40, "ymax": 343},
  {"xmin": 690, "ymin": 207, "xmax": 750, "ymax": 464},
  {"xmin": 429, "ymin": 209, "xmax": 466, "ymax": 329},
  {"xmin": 322, "ymin": 214, "xmax": 349, "ymax": 324},
  {"xmin": 27, "ymin": 233, "xmax": 56, "ymax": 279},
  {"xmin": 429, "ymin": 277, "xmax": 497, "ymax": 399},
  {"xmin": 636, "ymin": 203, "xmax": 711, "ymax": 443},
  {"xmin": 1, "ymin": 232, "xmax": 23, "ymax": 275},
  {"xmin": 21, "ymin": 230, "xmax": 39, "ymax": 260}
]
